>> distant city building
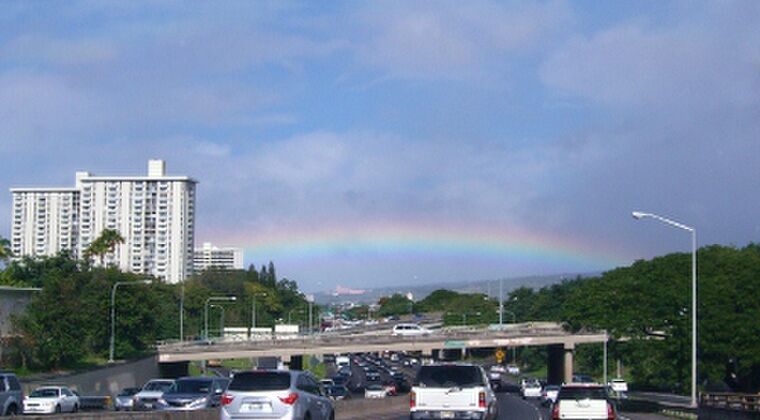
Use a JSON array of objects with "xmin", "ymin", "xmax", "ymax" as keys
[
  {"xmin": 193, "ymin": 242, "xmax": 244, "ymax": 271},
  {"xmin": 9, "ymin": 160, "xmax": 197, "ymax": 283}
]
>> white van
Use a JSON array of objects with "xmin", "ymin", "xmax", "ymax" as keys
[{"xmin": 392, "ymin": 323, "xmax": 431, "ymax": 336}]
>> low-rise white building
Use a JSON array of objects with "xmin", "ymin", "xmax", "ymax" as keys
[{"xmin": 193, "ymin": 242, "xmax": 244, "ymax": 271}]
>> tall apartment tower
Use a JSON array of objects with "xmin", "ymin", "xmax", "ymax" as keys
[
  {"xmin": 10, "ymin": 187, "xmax": 80, "ymax": 258},
  {"xmin": 193, "ymin": 242, "xmax": 244, "ymax": 271},
  {"xmin": 9, "ymin": 160, "xmax": 197, "ymax": 283}
]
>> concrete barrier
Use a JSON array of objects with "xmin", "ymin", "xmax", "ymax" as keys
[{"xmin": 20, "ymin": 408, "xmax": 219, "ymax": 420}]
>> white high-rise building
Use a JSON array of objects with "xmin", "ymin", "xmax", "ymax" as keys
[
  {"xmin": 10, "ymin": 187, "xmax": 80, "ymax": 258},
  {"xmin": 194, "ymin": 242, "xmax": 244, "ymax": 271},
  {"xmin": 9, "ymin": 160, "xmax": 197, "ymax": 283}
]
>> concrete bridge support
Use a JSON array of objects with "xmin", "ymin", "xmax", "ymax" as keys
[{"xmin": 547, "ymin": 342, "xmax": 575, "ymax": 385}]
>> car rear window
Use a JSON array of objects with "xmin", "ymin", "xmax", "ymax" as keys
[
  {"xmin": 558, "ymin": 386, "xmax": 608, "ymax": 400},
  {"xmin": 229, "ymin": 372, "xmax": 291, "ymax": 391},
  {"xmin": 415, "ymin": 366, "xmax": 484, "ymax": 388}
]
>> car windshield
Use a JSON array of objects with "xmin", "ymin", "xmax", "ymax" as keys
[
  {"xmin": 558, "ymin": 387, "xmax": 608, "ymax": 400},
  {"xmin": 367, "ymin": 385, "xmax": 384, "ymax": 391},
  {"xmin": 416, "ymin": 366, "xmax": 484, "ymax": 388},
  {"xmin": 30, "ymin": 389, "xmax": 59, "ymax": 398},
  {"xmin": 144, "ymin": 381, "xmax": 173, "ymax": 392},
  {"xmin": 228, "ymin": 372, "xmax": 291, "ymax": 391},
  {"xmin": 170, "ymin": 380, "xmax": 212, "ymax": 394}
]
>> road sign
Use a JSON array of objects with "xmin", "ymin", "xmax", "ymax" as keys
[{"xmin": 495, "ymin": 349, "xmax": 506, "ymax": 363}]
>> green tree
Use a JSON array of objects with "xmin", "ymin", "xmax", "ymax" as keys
[
  {"xmin": 84, "ymin": 229, "xmax": 125, "ymax": 266},
  {"xmin": 0, "ymin": 235, "xmax": 12, "ymax": 264}
]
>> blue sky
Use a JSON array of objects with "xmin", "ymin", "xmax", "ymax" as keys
[{"xmin": 2, "ymin": 1, "xmax": 759, "ymax": 291}]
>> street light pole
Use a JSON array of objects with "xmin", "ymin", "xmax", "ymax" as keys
[
  {"xmin": 205, "ymin": 296, "xmax": 237, "ymax": 341},
  {"xmin": 499, "ymin": 278, "xmax": 503, "ymax": 327},
  {"xmin": 109, "ymin": 280, "xmax": 151, "ymax": 363},
  {"xmin": 179, "ymin": 281, "xmax": 185, "ymax": 341},
  {"xmin": 251, "ymin": 292, "xmax": 267, "ymax": 336},
  {"xmin": 503, "ymin": 309, "xmax": 517, "ymax": 362},
  {"xmin": 632, "ymin": 211, "xmax": 698, "ymax": 408}
]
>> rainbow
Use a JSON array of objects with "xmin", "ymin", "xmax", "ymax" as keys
[{"xmin": 214, "ymin": 220, "xmax": 628, "ymax": 270}]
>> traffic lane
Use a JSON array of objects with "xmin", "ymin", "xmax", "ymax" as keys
[{"xmin": 497, "ymin": 392, "xmax": 549, "ymax": 420}]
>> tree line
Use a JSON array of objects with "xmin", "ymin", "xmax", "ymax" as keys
[{"xmin": 0, "ymin": 232, "xmax": 312, "ymax": 372}]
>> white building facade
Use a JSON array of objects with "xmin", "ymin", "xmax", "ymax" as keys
[
  {"xmin": 194, "ymin": 242, "xmax": 244, "ymax": 271},
  {"xmin": 10, "ymin": 188, "xmax": 80, "ymax": 258},
  {"xmin": 9, "ymin": 160, "xmax": 197, "ymax": 283}
]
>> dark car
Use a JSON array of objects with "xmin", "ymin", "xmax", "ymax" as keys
[
  {"xmin": 325, "ymin": 385, "xmax": 351, "ymax": 400},
  {"xmin": 155, "ymin": 377, "xmax": 229, "ymax": 411}
]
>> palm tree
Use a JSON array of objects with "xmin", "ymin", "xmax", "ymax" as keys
[
  {"xmin": 84, "ymin": 229, "xmax": 125, "ymax": 266},
  {"xmin": 0, "ymin": 235, "xmax": 12, "ymax": 264}
]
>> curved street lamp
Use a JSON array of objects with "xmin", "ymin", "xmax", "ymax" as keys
[
  {"xmin": 632, "ymin": 211, "xmax": 697, "ymax": 408},
  {"xmin": 204, "ymin": 296, "xmax": 237, "ymax": 340},
  {"xmin": 109, "ymin": 280, "xmax": 151, "ymax": 362}
]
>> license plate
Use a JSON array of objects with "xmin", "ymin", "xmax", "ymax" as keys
[
  {"xmin": 441, "ymin": 411, "xmax": 455, "ymax": 419},
  {"xmin": 242, "ymin": 403, "xmax": 269, "ymax": 412}
]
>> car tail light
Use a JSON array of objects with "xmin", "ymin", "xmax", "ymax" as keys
[
  {"xmin": 552, "ymin": 403, "xmax": 560, "ymax": 420},
  {"xmin": 478, "ymin": 391, "xmax": 486, "ymax": 408},
  {"xmin": 410, "ymin": 391, "xmax": 416, "ymax": 408},
  {"xmin": 221, "ymin": 394, "xmax": 234, "ymax": 406},
  {"xmin": 279, "ymin": 393, "xmax": 299, "ymax": 405},
  {"xmin": 607, "ymin": 402, "xmax": 615, "ymax": 420}
]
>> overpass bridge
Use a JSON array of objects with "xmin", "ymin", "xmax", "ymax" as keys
[{"xmin": 157, "ymin": 322, "xmax": 606, "ymax": 384}]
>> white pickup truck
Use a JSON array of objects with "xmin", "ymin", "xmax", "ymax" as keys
[
  {"xmin": 552, "ymin": 384, "xmax": 616, "ymax": 420},
  {"xmin": 410, "ymin": 364, "xmax": 498, "ymax": 420}
]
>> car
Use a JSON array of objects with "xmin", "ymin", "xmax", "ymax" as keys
[
  {"xmin": 366, "ymin": 371, "xmax": 380, "ymax": 382},
  {"xmin": 488, "ymin": 366, "xmax": 504, "ymax": 390},
  {"xmin": 521, "ymin": 380, "xmax": 542, "ymax": 399},
  {"xmin": 220, "ymin": 370, "xmax": 334, "ymax": 420},
  {"xmin": 392, "ymin": 323, "xmax": 431, "ymax": 336},
  {"xmin": 113, "ymin": 387, "xmax": 141, "ymax": 411},
  {"xmin": 507, "ymin": 364, "xmax": 520, "ymax": 375},
  {"xmin": 383, "ymin": 381, "xmax": 398, "ymax": 396},
  {"xmin": 133, "ymin": 379, "xmax": 174, "ymax": 410},
  {"xmin": 324, "ymin": 385, "xmax": 351, "ymax": 401},
  {"xmin": 0, "ymin": 372, "xmax": 23, "ymax": 416},
  {"xmin": 156, "ymin": 376, "xmax": 229, "ymax": 410},
  {"xmin": 364, "ymin": 384, "xmax": 387, "ymax": 399},
  {"xmin": 410, "ymin": 363, "xmax": 498, "ymax": 420},
  {"xmin": 541, "ymin": 384, "xmax": 560, "ymax": 406},
  {"xmin": 608, "ymin": 378, "xmax": 628, "ymax": 393},
  {"xmin": 552, "ymin": 384, "xmax": 616, "ymax": 420},
  {"xmin": 23, "ymin": 386, "xmax": 79, "ymax": 414}
]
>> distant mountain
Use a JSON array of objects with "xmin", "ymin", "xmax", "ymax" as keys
[{"xmin": 313, "ymin": 272, "xmax": 601, "ymax": 305}]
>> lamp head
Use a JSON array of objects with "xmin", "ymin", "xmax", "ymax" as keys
[
  {"xmin": 631, "ymin": 211, "xmax": 647, "ymax": 220},
  {"xmin": 229, "ymin": 296, "xmax": 237, "ymax": 301}
]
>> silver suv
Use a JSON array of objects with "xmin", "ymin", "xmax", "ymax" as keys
[
  {"xmin": 221, "ymin": 370, "xmax": 334, "ymax": 420},
  {"xmin": 0, "ymin": 373, "xmax": 23, "ymax": 416}
]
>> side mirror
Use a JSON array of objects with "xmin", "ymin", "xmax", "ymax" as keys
[{"xmin": 214, "ymin": 388, "xmax": 223, "ymax": 395}]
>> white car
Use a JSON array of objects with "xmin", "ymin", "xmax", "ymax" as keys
[
  {"xmin": 521, "ymin": 381, "xmax": 542, "ymax": 399},
  {"xmin": 364, "ymin": 384, "xmax": 387, "ymax": 399},
  {"xmin": 552, "ymin": 384, "xmax": 615, "ymax": 420},
  {"xmin": 411, "ymin": 364, "xmax": 498, "ymax": 420},
  {"xmin": 23, "ymin": 386, "xmax": 79, "ymax": 414},
  {"xmin": 132, "ymin": 379, "xmax": 174, "ymax": 410},
  {"xmin": 507, "ymin": 364, "xmax": 520, "ymax": 375},
  {"xmin": 609, "ymin": 378, "xmax": 628, "ymax": 393},
  {"xmin": 392, "ymin": 323, "xmax": 431, "ymax": 336}
]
